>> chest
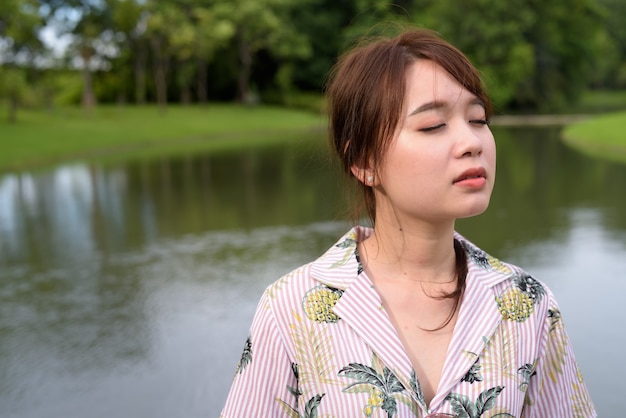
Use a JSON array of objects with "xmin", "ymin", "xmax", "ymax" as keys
[{"xmin": 382, "ymin": 297, "xmax": 458, "ymax": 406}]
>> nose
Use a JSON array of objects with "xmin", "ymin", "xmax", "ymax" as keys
[{"xmin": 454, "ymin": 122, "xmax": 486, "ymax": 158}]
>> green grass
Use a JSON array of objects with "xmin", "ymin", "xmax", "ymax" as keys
[
  {"xmin": 0, "ymin": 104, "xmax": 326, "ymax": 173},
  {"xmin": 562, "ymin": 110, "xmax": 626, "ymax": 163},
  {"xmin": 573, "ymin": 90, "xmax": 626, "ymax": 113}
]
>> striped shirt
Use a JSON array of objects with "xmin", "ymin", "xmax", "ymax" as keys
[{"xmin": 221, "ymin": 227, "xmax": 596, "ymax": 417}]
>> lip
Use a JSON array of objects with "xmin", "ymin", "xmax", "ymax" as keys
[{"xmin": 453, "ymin": 167, "xmax": 487, "ymax": 184}]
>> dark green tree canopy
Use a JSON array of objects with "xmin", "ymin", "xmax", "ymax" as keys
[{"xmin": 0, "ymin": 0, "xmax": 623, "ymax": 113}]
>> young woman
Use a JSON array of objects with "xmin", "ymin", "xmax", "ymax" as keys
[{"xmin": 220, "ymin": 28, "xmax": 596, "ymax": 417}]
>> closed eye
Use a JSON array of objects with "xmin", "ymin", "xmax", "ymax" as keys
[
  {"xmin": 419, "ymin": 123, "xmax": 446, "ymax": 132},
  {"xmin": 470, "ymin": 119, "xmax": 489, "ymax": 126}
]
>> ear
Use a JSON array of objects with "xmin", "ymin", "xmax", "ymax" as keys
[{"xmin": 350, "ymin": 164, "xmax": 376, "ymax": 187}]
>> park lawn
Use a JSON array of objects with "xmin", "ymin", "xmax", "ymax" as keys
[
  {"xmin": 562, "ymin": 110, "xmax": 626, "ymax": 164},
  {"xmin": 0, "ymin": 104, "xmax": 326, "ymax": 173},
  {"xmin": 573, "ymin": 90, "xmax": 626, "ymax": 113}
]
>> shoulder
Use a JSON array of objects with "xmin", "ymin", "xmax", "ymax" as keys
[
  {"xmin": 455, "ymin": 231, "xmax": 559, "ymax": 319},
  {"xmin": 262, "ymin": 227, "xmax": 366, "ymax": 309}
]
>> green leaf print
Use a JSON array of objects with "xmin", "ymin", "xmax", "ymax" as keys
[
  {"xmin": 410, "ymin": 369, "xmax": 427, "ymax": 410},
  {"xmin": 475, "ymin": 386, "xmax": 503, "ymax": 413},
  {"xmin": 548, "ymin": 308, "xmax": 561, "ymax": 332},
  {"xmin": 445, "ymin": 386, "xmax": 506, "ymax": 418},
  {"xmin": 383, "ymin": 368, "xmax": 405, "ymax": 393},
  {"xmin": 339, "ymin": 362, "xmax": 406, "ymax": 417},
  {"xmin": 517, "ymin": 362, "xmax": 537, "ymax": 391},
  {"xmin": 235, "ymin": 336, "xmax": 252, "ymax": 374},
  {"xmin": 446, "ymin": 392, "xmax": 477, "ymax": 418},
  {"xmin": 304, "ymin": 394, "xmax": 325, "ymax": 418},
  {"xmin": 330, "ymin": 237, "xmax": 357, "ymax": 268},
  {"xmin": 276, "ymin": 393, "xmax": 326, "ymax": 418},
  {"xmin": 339, "ymin": 363, "xmax": 387, "ymax": 390},
  {"xmin": 287, "ymin": 363, "xmax": 302, "ymax": 399},
  {"xmin": 277, "ymin": 366, "xmax": 325, "ymax": 418},
  {"xmin": 336, "ymin": 237, "xmax": 356, "ymax": 249},
  {"xmin": 462, "ymin": 360, "xmax": 484, "ymax": 384}
]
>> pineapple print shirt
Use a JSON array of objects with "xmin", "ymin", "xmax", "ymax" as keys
[{"xmin": 220, "ymin": 227, "xmax": 596, "ymax": 417}]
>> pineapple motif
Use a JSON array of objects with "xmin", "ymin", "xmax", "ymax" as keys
[
  {"xmin": 462, "ymin": 241, "xmax": 511, "ymax": 274},
  {"xmin": 513, "ymin": 273, "xmax": 545, "ymax": 303},
  {"xmin": 497, "ymin": 273, "xmax": 546, "ymax": 322},
  {"xmin": 497, "ymin": 288, "xmax": 534, "ymax": 322},
  {"xmin": 462, "ymin": 242, "xmax": 490, "ymax": 269},
  {"xmin": 303, "ymin": 285, "xmax": 344, "ymax": 323},
  {"xmin": 487, "ymin": 254, "xmax": 512, "ymax": 274}
]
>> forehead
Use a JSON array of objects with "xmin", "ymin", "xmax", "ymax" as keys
[{"xmin": 404, "ymin": 60, "xmax": 476, "ymax": 108}]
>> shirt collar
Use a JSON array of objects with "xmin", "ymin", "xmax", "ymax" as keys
[{"xmin": 310, "ymin": 226, "xmax": 514, "ymax": 290}]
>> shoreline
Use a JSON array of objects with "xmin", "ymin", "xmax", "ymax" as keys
[{"xmin": 491, "ymin": 114, "xmax": 590, "ymax": 127}]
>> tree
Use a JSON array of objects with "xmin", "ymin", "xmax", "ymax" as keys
[
  {"xmin": 218, "ymin": 0, "xmax": 311, "ymax": 104},
  {"xmin": 0, "ymin": 0, "xmax": 44, "ymax": 122},
  {"xmin": 411, "ymin": 0, "xmax": 535, "ymax": 110},
  {"xmin": 167, "ymin": 1, "xmax": 234, "ymax": 105},
  {"xmin": 188, "ymin": 2, "xmax": 234, "ymax": 103},
  {"xmin": 72, "ymin": 6, "xmax": 112, "ymax": 109},
  {"xmin": 595, "ymin": 0, "xmax": 626, "ymax": 88},
  {"xmin": 110, "ymin": 0, "xmax": 148, "ymax": 104},
  {"xmin": 143, "ymin": 1, "xmax": 175, "ymax": 111},
  {"xmin": 517, "ymin": 0, "xmax": 604, "ymax": 111},
  {"xmin": 408, "ymin": 0, "xmax": 604, "ymax": 111},
  {"xmin": 39, "ymin": 0, "xmax": 116, "ymax": 110}
]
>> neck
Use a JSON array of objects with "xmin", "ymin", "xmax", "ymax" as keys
[{"xmin": 361, "ymin": 217, "xmax": 457, "ymax": 284}]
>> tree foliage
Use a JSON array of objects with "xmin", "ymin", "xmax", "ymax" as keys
[{"xmin": 0, "ymin": 0, "xmax": 624, "ymax": 113}]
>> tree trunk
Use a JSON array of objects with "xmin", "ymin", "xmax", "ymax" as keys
[
  {"xmin": 180, "ymin": 83, "xmax": 191, "ymax": 104},
  {"xmin": 151, "ymin": 36, "xmax": 168, "ymax": 113},
  {"xmin": 178, "ymin": 60, "xmax": 192, "ymax": 105},
  {"xmin": 134, "ymin": 40, "xmax": 147, "ymax": 105},
  {"xmin": 237, "ymin": 30, "xmax": 252, "ymax": 104},
  {"xmin": 81, "ymin": 51, "xmax": 96, "ymax": 111},
  {"xmin": 197, "ymin": 57, "xmax": 208, "ymax": 104}
]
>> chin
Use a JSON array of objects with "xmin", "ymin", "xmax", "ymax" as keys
[{"xmin": 457, "ymin": 200, "xmax": 491, "ymax": 219}]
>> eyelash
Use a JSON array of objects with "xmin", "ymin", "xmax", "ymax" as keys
[
  {"xmin": 419, "ymin": 119, "xmax": 489, "ymax": 132},
  {"xmin": 419, "ymin": 123, "xmax": 445, "ymax": 132}
]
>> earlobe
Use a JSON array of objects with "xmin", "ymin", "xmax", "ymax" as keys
[{"xmin": 350, "ymin": 165, "xmax": 375, "ymax": 186}]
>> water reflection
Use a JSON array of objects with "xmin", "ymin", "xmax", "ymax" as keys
[{"xmin": 0, "ymin": 127, "xmax": 624, "ymax": 417}]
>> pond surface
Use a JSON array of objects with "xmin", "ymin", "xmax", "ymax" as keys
[{"xmin": 0, "ymin": 126, "xmax": 624, "ymax": 417}]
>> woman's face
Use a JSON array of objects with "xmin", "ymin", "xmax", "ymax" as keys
[{"xmin": 373, "ymin": 59, "xmax": 496, "ymax": 226}]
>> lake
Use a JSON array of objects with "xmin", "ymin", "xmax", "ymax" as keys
[{"xmin": 0, "ymin": 126, "xmax": 623, "ymax": 417}]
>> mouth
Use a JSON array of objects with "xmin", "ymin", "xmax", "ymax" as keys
[{"xmin": 453, "ymin": 167, "xmax": 487, "ymax": 184}]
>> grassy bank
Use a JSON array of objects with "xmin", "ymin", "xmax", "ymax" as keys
[
  {"xmin": 562, "ymin": 110, "xmax": 626, "ymax": 164},
  {"xmin": 0, "ymin": 104, "xmax": 326, "ymax": 173}
]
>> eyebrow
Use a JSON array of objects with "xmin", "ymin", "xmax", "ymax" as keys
[{"xmin": 408, "ymin": 97, "xmax": 485, "ymax": 116}]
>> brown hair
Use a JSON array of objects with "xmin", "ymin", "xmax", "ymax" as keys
[
  {"xmin": 326, "ymin": 27, "xmax": 492, "ymax": 224},
  {"xmin": 325, "ymin": 27, "xmax": 491, "ymax": 330}
]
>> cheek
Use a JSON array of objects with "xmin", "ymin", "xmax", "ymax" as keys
[{"xmin": 484, "ymin": 134, "xmax": 497, "ymax": 166}]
